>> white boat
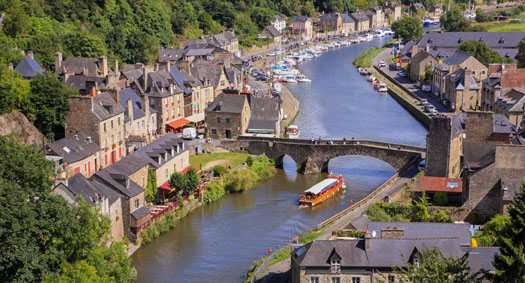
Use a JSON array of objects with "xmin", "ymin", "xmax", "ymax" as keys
[
  {"xmin": 358, "ymin": 68, "xmax": 369, "ymax": 75},
  {"xmin": 283, "ymin": 75, "xmax": 297, "ymax": 83},
  {"xmin": 296, "ymin": 75, "xmax": 311, "ymax": 83},
  {"xmin": 351, "ymin": 39, "xmax": 359, "ymax": 44},
  {"xmin": 366, "ymin": 34, "xmax": 374, "ymax": 41},
  {"xmin": 367, "ymin": 75, "xmax": 376, "ymax": 82},
  {"xmin": 286, "ymin": 125, "xmax": 300, "ymax": 139},
  {"xmin": 334, "ymin": 42, "xmax": 341, "ymax": 48},
  {"xmin": 378, "ymin": 86, "xmax": 388, "ymax": 92}
]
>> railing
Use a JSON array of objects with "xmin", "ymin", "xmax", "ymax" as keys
[{"xmin": 316, "ymin": 173, "xmax": 399, "ymax": 230}]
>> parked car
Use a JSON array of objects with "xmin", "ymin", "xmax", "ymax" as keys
[
  {"xmin": 425, "ymin": 104, "xmax": 436, "ymax": 112},
  {"xmin": 420, "ymin": 98, "xmax": 428, "ymax": 105},
  {"xmin": 398, "ymin": 71, "xmax": 407, "ymax": 77},
  {"xmin": 378, "ymin": 60, "xmax": 386, "ymax": 67},
  {"xmin": 429, "ymin": 109, "xmax": 439, "ymax": 117},
  {"xmin": 182, "ymin": 127, "xmax": 197, "ymax": 140},
  {"xmin": 422, "ymin": 85, "xmax": 431, "ymax": 92}
]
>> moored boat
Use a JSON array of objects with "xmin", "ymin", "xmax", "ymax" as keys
[
  {"xmin": 286, "ymin": 124, "xmax": 300, "ymax": 139},
  {"xmin": 299, "ymin": 175, "xmax": 345, "ymax": 206},
  {"xmin": 296, "ymin": 75, "xmax": 311, "ymax": 83}
]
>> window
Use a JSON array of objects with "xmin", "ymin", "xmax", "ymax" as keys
[
  {"xmin": 331, "ymin": 260, "xmax": 341, "ymax": 273},
  {"xmin": 104, "ymin": 123, "xmax": 107, "ymax": 132},
  {"xmin": 165, "ymin": 169, "xmax": 168, "ymax": 179},
  {"xmin": 172, "ymin": 109, "xmax": 174, "ymax": 118},
  {"xmin": 351, "ymin": 277, "xmax": 360, "ymax": 283},
  {"xmin": 118, "ymin": 117, "xmax": 121, "ymax": 126},
  {"xmin": 388, "ymin": 275, "xmax": 395, "ymax": 283},
  {"xmin": 225, "ymin": 117, "xmax": 231, "ymax": 124},
  {"xmin": 118, "ymin": 132, "xmax": 121, "ymax": 141},
  {"xmin": 150, "ymin": 98, "xmax": 155, "ymax": 105},
  {"xmin": 414, "ymin": 258, "xmax": 420, "ymax": 268},
  {"xmin": 111, "ymin": 120, "xmax": 114, "ymax": 129},
  {"xmin": 142, "ymin": 120, "xmax": 145, "ymax": 128},
  {"xmin": 221, "ymin": 80, "xmax": 225, "ymax": 86},
  {"xmin": 135, "ymin": 199, "xmax": 139, "ymax": 208},
  {"xmin": 143, "ymin": 178, "xmax": 145, "ymax": 187},
  {"xmin": 332, "ymin": 277, "xmax": 341, "ymax": 283},
  {"xmin": 165, "ymin": 110, "xmax": 168, "ymax": 118},
  {"xmin": 178, "ymin": 107, "xmax": 180, "ymax": 115},
  {"xmin": 211, "ymin": 129, "xmax": 217, "ymax": 135},
  {"xmin": 217, "ymin": 117, "xmax": 222, "ymax": 124},
  {"xmin": 310, "ymin": 277, "xmax": 319, "ymax": 283},
  {"xmin": 136, "ymin": 121, "xmax": 139, "ymax": 129}
]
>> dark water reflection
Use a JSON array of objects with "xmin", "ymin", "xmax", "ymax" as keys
[{"xmin": 131, "ymin": 36, "xmax": 428, "ymax": 283}]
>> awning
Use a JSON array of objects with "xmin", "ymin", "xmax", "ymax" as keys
[
  {"xmin": 166, "ymin": 118, "xmax": 191, "ymax": 130},
  {"xmin": 182, "ymin": 165, "xmax": 201, "ymax": 174},
  {"xmin": 186, "ymin": 112, "xmax": 205, "ymax": 123},
  {"xmin": 158, "ymin": 181, "xmax": 175, "ymax": 192}
]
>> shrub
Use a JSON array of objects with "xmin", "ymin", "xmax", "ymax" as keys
[
  {"xmin": 213, "ymin": 165, "xmax": 228, "ymax": 177},
  {"xmin": 366, "ymin": 202, "xmax": 412, "ymax": 222},
  {"xmin": 246, "ymin": 156, "xmax": 254, "ymax": 167},
  {"xmin": 224, "ymin": 169, "xmax": 257, "ymax": 192},
  {"xmin": 203, "ymin": 181, "xmax": 226, "ymax": 204},
  {"xmin": 432, "ymin": 192, "xmax": 449, "ymax": 206}
]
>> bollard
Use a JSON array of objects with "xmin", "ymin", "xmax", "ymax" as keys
[
  {"xmin": 350, "ymin": 200, "xmax": 353, "ymax": 205},
  {"xmin": 268, "ymin": 248, "xmax": 272, "ymax": 255}
]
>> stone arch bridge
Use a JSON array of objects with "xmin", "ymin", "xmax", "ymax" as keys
[{"xmin": 220, "ymin": 137, "xmax": 426, "ymax": 174}]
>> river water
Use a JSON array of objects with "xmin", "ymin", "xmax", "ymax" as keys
[{"xmin": 131, "ymin": 36, "xmax": 428, "ymax": 283}]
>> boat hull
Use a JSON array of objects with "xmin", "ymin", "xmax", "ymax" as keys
[{"xmin": 299, "ymin": 176, "xmax": 344, "ymax": 206}]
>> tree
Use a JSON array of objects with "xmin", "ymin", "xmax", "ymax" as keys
[
  {"xmin": 440, "ymin": 6, "xmax": 470, "ymax": 31},
  {"xmin": 432, "ymin": 191, "xmax": 448, "ymax": 206},
  {"xmin": 246, "ymin": 156, "xmax": 254, "ymax": 167},
  {"xmin": 184, "ymin": 167, "xmax": 200, "ymax": 195},
  {"xmin": 517, "ymin": 41, "xmax": 525, "ymax": 69},
  {"xmin": 145, "ymin": 167, "xmax": 158, "ymax": 204},
  {"xmin": 0, "ymin": 136, "xmax": 136, "ymax": 282},
  {"xmin": 25, "ymin": 74, "xmax": 76, "ymax": 140},
  {"xmin": 168, "ymin": 172, "xmax": 186, "ymax": 195},
  {"xmin": 477, "ymin": 214, "xmax": 510, "ymax": 247},
  {"xmin": 301, "ymin": 1, "xmax": 315, "ymax": 16},
  {"xmin": 391, "ymin": 17, "xmax": 424, "ymax": 43},
  {"xmin": 412, "ymin": 191, "xmax": 431, "ymax": 222},
  {"xmin": 0, "ymin": 65, "xmax": 30, "ymax": 115},
  {"xmin": 490, "ymin": 185, "xmax": 525, "ymax": 282},
  {"xmin": 458, "ymin": 40, "xmax": 511, "ymax": 66},
  {"xmin": 390, "ymin": 246, "xmax": 483, "ymax": 282},
  {"xmin": 251, "ymin": 7, "xmax": 274, "ymax": 30},
  {"xmin": 475, "ymin": 8, "xmax": 491, "ymax": 23},
  {"xmin": 64, "ymin": 30, "xmax": 107, "ymax": 58},
  {"xmin": 2, "ymin": 6, "xmax": 30, "ymax": 37},
  {"xmin": 423, "ymin": 64, "xmax": 433, "ymax": 85}
]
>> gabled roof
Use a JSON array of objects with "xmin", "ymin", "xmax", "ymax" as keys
[
  {"xmin": 417, "ymin": 31, "xmax": 525, "ymax": 49},
  {"xmin": 47, "ymin": 131, "xmax": 100, "ymax": 164},
  {"xmin": 133, "ymin": 132, "xmax": 187, "ymax": 169},
  {"xmin": 495, "ymin": 88, "xmax": 525, "ymax": 112},
  {"xmin": 94, "ymin": 169, "xmax": 144, "ymax": 198},
  {"xmin": 320, "ymin": 13, "xmax": 340, "ymax": 20},
  {"xmin": 341, "ymin": 14, "xmax": 354, "ymax": 23},
  {"xmin": 191, "ymin": 62, "xmax": 226, "ymax": 88},
  {"xmin": 350, "ymin": 11, "xmax": 370, "ymax": 22},
  {"xmin": 159, "ymin": 48, "xmax": 184, "ymax": 62},
  {"xmin": 131, "ymin": 205, "xmax": 151, "ymax": 220},
  {"xmin": 413, "ymin": 2, "xmax": 425, "ymax": 10},
  {"xmin": 273, "ymin": 15, "xmax": 284, "ymax": 21},
  {"xmin": 292, "ymin": 16, "xmax": 311, "ymax": 23},
  {"xmin": 66, "ymin": 173, "xmax": 120, "ymax": 206},
  {"xmin": 445, "ymin": 50, "xmax": 473, "ymax": 65},
  {"xmin": 206, "ymin": 94, "xmax": 246, "ymax": 114},
  {"xmin": 462, "ymin": 247, "xmax": 499, "ymax": 273},
  {"xmin": 501, "ymin": 178, "xmax": 523, "ymax": 201},
  {"xmin": 411, "ymin": 50, "xmax": 437, "ymax": 63},
  {"xmin": 61, "ymin": 57, "xmax": 113, "ymax": 77},
  {"xmin": 92, "ymin": 92, "xmax": 125, "ymax": 121},
  {"xmin": 265, "ymin": 26, "xmax": 281, "ymax": 38},
  {"xmin": 65, "ymin": 75, "xmax": 107, "ymax": 93},
  {"xmin": 14, "ymin": 56, "xmax": 46, "ymax": 79},
  {"xmin": 119, "ymin": 88, "xmax": 156, "ymax": 121},
  {"xmin": 250, "ymin": 97, "xmax": 279, "ymax": 121}
]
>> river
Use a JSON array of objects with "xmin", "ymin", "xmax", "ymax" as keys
[{"xmin": 131, "ymin": 35, "xmax": 428, "ymax": 283}]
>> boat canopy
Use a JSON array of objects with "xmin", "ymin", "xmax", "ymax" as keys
[{"xmin": 304, "ymin": 178, "xmax": 338, "ymax": 195}]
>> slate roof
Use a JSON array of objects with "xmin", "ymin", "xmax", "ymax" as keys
[
  {"xmin": 250, "ymin": 97, "xmax": 279, "ymax": 121},
  {"xmin": 341, "ymin": 14, "xmax": 354, "ymax": 23},
  {"xmin": 452, "ymin": 112, "xmax": 517, "ymax": 136},
  {"xmin": 417, "ymin": 32, "xmax": 525, "ymax": 49},
  {"xmin": 449, "ymin": 68, "xmax": 480, "ymax": 91},
  {"xmin": 119, "ymin": 88, "xmax": 156, "ymax": 121},
  {"xmin": 445, "ymin": 50, "xmax": 473, "ymax": 65},
  {"xmin": 65, "ymin": 75, "xmax": 107, "ymax": 93},
  {"xmin": 347, "ymin": 215, "xmax": 369, "ymax": 231},
  {"xmin": 247, "ymin": 120, "xmax": 276, "ymax": 131},
  {"xmin": 462, "ymin": 247, "xmax": 499, "ymax": 273},
  {"xmin": 400, "ymin": 41, "xmax": 416, "ymax": 60},
  {"xmin": 413, "ymin": 2, "xmax": 425, "ymax": 10},
  {"xmin": 61, "ymin": 57, "xmax": 113, "ymax": 77},
  {"xmin": 133, "ymin": 132, "xmax": 187, "ymax": 170},
  {"xmin": 495, "ymin": 88, "xmax": 525, "ymax": 112},
  {"xmin": 169, "ymin": 66, "xmax": 192, "ymax": 95},
  {"xmin": 273, "ymin": 15, "xmax": 284, "ymax": 21},
  {"xmin": 265, "ymin": 26, "xmax": 281, "ymax": 38},
  {"xmin": 293, "ymin": 240, "xmax": 368, "ymax": 267},
  {"xmin": 320, "ymin": 13, "xmax": 340, "ymax": 20},
  {"xmin": 367, "ymin": 221, "xmax": 471, "ymax": 247},
  {"xmin": 94, "ymin": 170, "xmax": 144, "ymax": 198},
  {"xmin": 350, "ymin": 11, "xmax": 369, "ymax": 22},
  {"xmin": 206, "ymin": 94, "xmax": 246, "ymax": 114},
  {"xmin": 501, "ymin": 178, "xmax": 522, "ymax": 201},
  {"xmin": 14, "ymin": 56, "xmax": 46, "ymax": 79},
  {"xmin": 66, "ymin": 173, "xmax": 120, "ymax": 206},
  {"xmin": 131, "ymin": 205, "xmax": 151, "ymax": 220},
  {"xmin": 292, "ymin": 16, "xmax": 311, "ymax": 23},
  {"xmin": 92, "ymin": 92, "xmax": 125, "ymax": 121},
  {"xmin": 213, "ymin": 33, "xmax": 229, "ymax": 46},
  {"xmin": 159, "ymin": 48, "xmax": 184, "ymax": 62},
  {"xmin": 435, "ymin": 62, "xmax": 450, "ymax": 71},
  {"xmin": 191, "ymin": 62, "xmax": 225, "ymax": 88},
  {"xmin": 47, "ymin": 131, "xmax": 100, "ymax": 163}
]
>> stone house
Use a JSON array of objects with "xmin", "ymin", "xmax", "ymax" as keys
[
  {"xmin": 292, "ymin": 16, "xmax": 313, "ymax": 40},
  {"xmin": 409, "ymin": 51, "xmax": 438, "ymax": 82},
  {"xmin": 117, "ymin": 88, "xmax": 157, "ymax": 149},
  {"xmin": 319, "ymin": 13, "xmax": 342, "ymax": 34},
  {"xmin": 492, "ymin": 88, "xmax": 525, "ymax": 127},
  {"xmin": 46, "ymin": 131, "xmax": 100, "ymax": 178},
  {"xmin": 341, "ymin": 14, "xmax": 355, "ymax": 34},
  {"xmin": 65, "ymin": 91, "xmax": 126, "ymax": 170},
  {"xmin": 364, "ymin": 10, "xmax": 377, "ymax": 29},
  {"xmin": 369, "ymin": 7, "xmax": 385, "ymax": 28},
  {"xmin": 444, "ymin": 68, "xmax": 483, "ymax": 112},
  {"xmin": 481, "ymin": 64, "xmax": 525, "ymax": 113},
  {"xmin": 431, "ymin": 51, "xmax": 487, "ymax": 100},
  {"xmin": 350, "ymin": 12, "xmax": 370, "ymax": 32},
  {"xmin": 209, "ymin": 30, "xmax": 239, "ymax": 56},
  {"xmin": 14, "ymin": 51, "xmax": 46, "ymax": 79},
  {"xmin": 205, "ymin": 93, "xmax": 251, "ymax": 139},
  {"xmin": 53, "ymin": 173, "xmax": 124, "ymax": 243},
  {"xmin": 385, "ymin": 2, "xmax": 402, "ymax": 21},
  {"xmin": 500, "ymin": 178, "xmax": 522, "ymax": 215},
  {"xmin": 246, "ymin": 96, "xmax": 281, "ymax": 137},
  {"xmin": 271, "ymin": 15, "xmax": 287, "ymax": 33},
  {"xmin": 258, "ymin": 26, "xmax": 282, "ymax": 44},
  {"xmin": 191, "ymin": 60, "xmax": 232, "ymax": 98},
  {"xmin": 412, "ymin": 2, "xmax": 426, "ymax": 14}
]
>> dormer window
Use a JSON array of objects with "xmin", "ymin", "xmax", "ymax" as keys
[
  {"xmin": 331, "ymin": 259, "xmax": 341, "ymax": 273},
  {"xmin": 414, "ymin": 258, "xmax": 420, "ymax": 268},
  {"xmin": 458, "ymin": 37, "xmax": 463, "ymax": 43}
]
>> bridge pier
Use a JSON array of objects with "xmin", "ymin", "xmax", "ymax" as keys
[{"xmin": 298, "ymin": 157, "xmax": 330, "ymax": 175}]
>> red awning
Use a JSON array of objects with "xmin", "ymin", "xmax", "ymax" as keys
[
  {"xmin": 182, "ymin": 165, "xmax": 201, "ymax": 174},
  {"xmin": 166, "ymin": 118, "xmax": 191, "ymax": 130},
  {"xmin": 159, "ymin": 181, "xmax": 173, "ymax": 191}
]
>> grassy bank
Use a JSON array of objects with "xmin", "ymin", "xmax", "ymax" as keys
[
  {"xmin": 473, "ymin": 21, "xmax": 525, "ymax": 32},
  {"xmin": 190, "ymin": 152, "xmax": 250, "ymax": 171},
  {"xmin": 353, "ymin": 46, "xmax": 386, "ymax": 68}
]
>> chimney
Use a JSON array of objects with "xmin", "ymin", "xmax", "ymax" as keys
[
  {"xmin": 115, "ymin": 88, "xmax": 120, "ymax": 105},
  {"xmin": 143, "ymin": 65, "xmax": 148, "ymax": 91},
  {"xmin": 90, "ymin": 87, "xmax": 97, "ymax": 97},
  {"xmin": 143, "ymin": 94, "xmax": 150, "ymax": 118},
  {"xmin": 8, "ymin": 62, "xmax": 13, "ymax": 70},
  {"xmin": 179, "ymin": 40, "xmax": 185, "ymax": 49},
  {"xmin": 114, "ymin": 59, "xmax": 119, "ymax": 78},
  {"xmin": 166, "ymin": 61, "xmax": 171, "ymax": 72},
  {"xmin": 86, "ymin": 136, "xmax": 92, "ymax": 143},
  {"xmin": 127, "ymin": 98, "xmax": 134, "ymax": 122},
  {"xmin": 54, "ymin": 51, "xmax": 63, "ymax": 74},
  {"xmin": 98, "ymin": 55, "xmax": 108, "ymax": 77},
  {"xmin": 412, "ymin": 44, "xmax": 418, "ymax": 57},
  {"xmin": 365, "ymin": 231, "xmax": 372, "ymax": 251},
  {"xmin": 154, "ymin": 63, "xmax": 159, "ymax": 72},
  {"xmin": 27, "ymin": 51, "xmax": 34, "ymax": 59},
  {"xmin": 224, "ymin": 55, "xmax": 231, "ymax": 69},
  {"xmin": 135, "ymin": 62, "xmax": 143, "ymax": 70},
  {"xmin": 425, "ymin": 43, "xmax": 430, "ymax": 52}
]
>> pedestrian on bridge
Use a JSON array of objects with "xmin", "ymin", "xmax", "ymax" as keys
[
  {"xmin": 351, "ymin": 137, "xmax": 355, "ymax": 144},
  {"xmin": 343, "ymin": 137, "xmax": 346, "ymax": 144},
  {"xmin": 388, "ymin": 144, "xmax": 391, "ymax": 149},
  {"xmin": 310, "ymin": 136, "xmax": 315, "ymax": 144}
]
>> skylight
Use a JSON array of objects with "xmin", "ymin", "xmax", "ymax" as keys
[{"xmin": 63, "ymin": 146, "xmax": 71, "ymax": 153}]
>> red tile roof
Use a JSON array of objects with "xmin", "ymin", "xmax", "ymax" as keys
[{"xmin": 414, "ymin": 176, "xmax": 462, "ymax": 193}]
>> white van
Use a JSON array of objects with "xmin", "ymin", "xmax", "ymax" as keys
[{"xmin": 182, "ymin": 127, "xmax": 197, "ymax": 140}]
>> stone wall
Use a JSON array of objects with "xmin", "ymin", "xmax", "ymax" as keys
[
  {"xmin": 425, "ymin": 117, "xmax": 452, "ymax": 177},
  {"xmin": 205, "ymin": 111, "xmax": 242, "ymax": 138},
  {"xmin": 129, "ymin": 165, "xmax": 149, "ymax": 188},
  {"xmin": 465, "ymin": 111, "xmax": 494, "ymax": 142},
  {"xmin": 109, "ymin": 198, "xmax": 124, "ymax": 242}
]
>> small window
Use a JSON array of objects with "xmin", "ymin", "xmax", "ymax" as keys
[
  {"xmin": 217, "ymin": 117, "xmax": 222, "ymax": 124},
  {"xmin": 331, "ymin": 260, "xmax": 341, "ymax": 273},
  {"xmin": 310, "ymin": 277, "xmax": 319, "ymax": 283},
  {"xmin": 118, "ymin": 117, "xmax": 121, "ymax": 126},
  {"xmin": 351, "ymin": 277, "xmax": 360, "ymax": 283},
  {"xmin": 211, "ymin": 129, "xmax": 217, "ymax": 135},
  {"xmin": 135, "ymin": 199, "xmax": 139, "ymax": 208},
  {"xmin": 111, "ymin": 120, "xmax": 114, "ymax": 129},
  {"xmin": 104, "ymin": 123, "xmax": 107, "ymax": 132},
  {"xmin": 332, "ymin": 277, "xmax": 341, "ymax": 283},
  {"xmin": 221, "ymin": 80, "xmax": 225, "ymax": 86},
  {"xmin": 225, "ymin": 117, "xmax": 231, "ymax": 124},
  {"xmin": 142, "ymin": 120, "xmax": 145, "ymax": 128},
  {"xmin": 414, "ymin": 258, "xmax": 420, "ymax": 268},
  {"xmin": 388, "ymin": 275, "xmax": 395, "ymax": 283}
]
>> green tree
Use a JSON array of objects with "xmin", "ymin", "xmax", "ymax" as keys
[
  {"xmin": 477, "ymin": 214, "xmax": 510, "ymax": 246},
  {"xmin": 25, "ymin": 73, "xmax": 76, "ymax": 140},
  {"xmin": 440, "ymin": 6, "xmax": 470, "ymax": 31},
  {"xmin": 251, "ymin": 7, "xmax": 274, "ymax": 30},
  {"xmin": 0, "ymin": 65, "xmax": 30, "ymax": 115},
  {"xmin": 301, "ymin": 1, "xmax": 315, "ymax": 16},
  {"xmin": 145, "ymin": 167, "xmax": 158, "ymax": 204},
  {"xmin": 490, "ymin": 185, "xmax": 525, "ymax": 282},
  {"xmin": 517, "ymin": 41, "xmax": 525, "ymax": 69},
  {"xmin": 412, "ymin": 191, "xmax": 431, "ymax": 222},
  {"xmin": 390, "ymin": 246, "xmax": 483, "ymax": 282},
  {"xmin": 168, "ymin": 172, "xmax": 186, "ymax": 195},
  {"xmin": 246, "ymin": 156, "xmax": 254, "ymax": 167},
  {"xmin": 432, "ymin": 191, "xmax": 448, "ymax": 206},
  {"xmin": 184, "ymin": 167, "xmax": 200, "ymax": 195},
  {"xmin": 391, "ymin": 16, "xmax": 424, "ymax": 43},
  {"xmin": 2, "ymin": 6, "xmax": 30, "ymax": 37},
  {"xmin": 423, "ymin": 64, "xmax": 433, "ymax": 84},
  {"xmin": 475, "ymin": 8, "xmax": 491, "ymax": 23},
  {"xmin": 458, "ymin": 40, "xmax": 511, "ymax": 66},
  {"xmin": 64, "ymin": 30, "xmax": 107, "ymax": 58}
]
